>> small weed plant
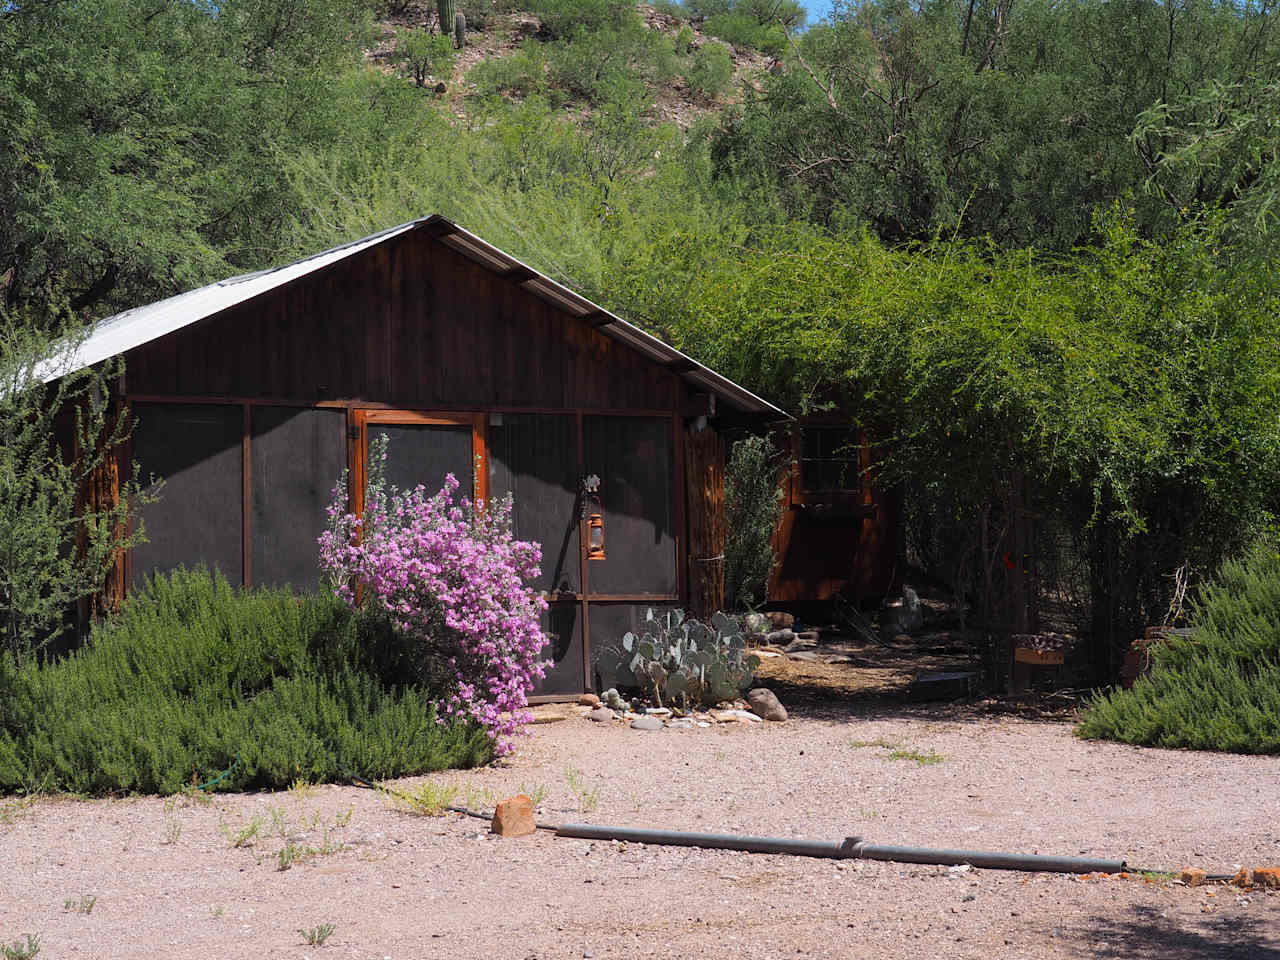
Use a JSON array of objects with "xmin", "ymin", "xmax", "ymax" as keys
[
  {"xmin": 850, "ymin": 739, "xmax": 943, "ymax": 765},
  {"xmin": 1, "ymin": 935, "xmax": 39, "ymax": 960},
  {"xmin": 386, "ymin": 780, "xmax": 459, "ymax": 817},
  {"xmin": 299, "ymin": 923, "xmax": 337, "ymax": 946},
  {"xmin": 62, "ymin": 895, "xmax": 96, "ymax": 915},
  {"xmin": 219, "ymin": 812, "xmax": 265, "ymax": 848},
  {"xmin": 519, "ymin": 783, "xmax": 548, "ymax": 809},
  {"xmin": 888, "ymin": 748, "xmax": 945, "ymax": 766},
  {"xmin": 563, "ymin": 767, "xmax": 600, "ymax": 812}
]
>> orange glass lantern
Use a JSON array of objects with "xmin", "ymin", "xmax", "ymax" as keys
[{"xmin": 587, "ymin": 512, "xmax": 605, "ymax": 560}]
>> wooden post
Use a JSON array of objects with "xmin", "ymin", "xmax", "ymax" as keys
[{"xmin": 684, "ymin": 424, "xmax": 725, "ymax": 619}]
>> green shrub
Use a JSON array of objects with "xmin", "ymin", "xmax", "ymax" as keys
[
  {"xmin": 0, "ymin": 569, "xmax": 492, "ymax": 795},
  {"xmin": 1076, "ymin": 539, "xmax": 1280, "ymax": 754},
  {"xmin": 724, "ymin": 434, "xmax": 784, "ymax": 612},
  {"xmin": 469, "ymin": 47, "xmax": 549, "ymax": 98},
  {"xmin": 527, "ymin": 0, "xmax": 630, "ymax": 39},
  {"xmin": 687, "ymin": 41, "xmax": 733, "ymax": 99},
  {"xmin": 394, "ymin": 29, "xmax": 455, "ymax": 87},
  {"xmin": 545, "ymin": 19, "xmax": 677, "ymax": 103},
  {"xmin": 702, "ymin": 11, "xmax": 785, "ymax": 55}
]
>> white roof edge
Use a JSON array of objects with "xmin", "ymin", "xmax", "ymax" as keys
[{"xmin": 42, "ymin": 215, "xmax": 789, "ymax": 419}]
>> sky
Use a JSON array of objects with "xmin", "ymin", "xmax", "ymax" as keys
[{"xmin": 801, "ymin": 0, "xmax": 837, "ymax": 24}]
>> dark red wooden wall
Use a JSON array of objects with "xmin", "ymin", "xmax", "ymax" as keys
[{"xmin": 125, "ymin": 230, "xmax": 680, "ymax": 413}]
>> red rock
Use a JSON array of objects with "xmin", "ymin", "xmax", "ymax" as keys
[
  {"xmin": 1178, "ymin": 867, "xmax": 1207, "ymax": 887},
  {"xmin": 1253, "ymin": 867, "xmax": 1280, "ymax": 889},
  {"xmin": 491, "ymin": 795, "xmax": 536, "ymax": 838},
  {"xmin": 578, "ymin": 693, "xmax": 601, "ymax": 707},
  {"xmin": 766, "ymin": 611, "xmax": 795, "ymax": 629},
  {"xmin": 1231, "ymin": 867, "xmax": 1253, "ymax": 888}
]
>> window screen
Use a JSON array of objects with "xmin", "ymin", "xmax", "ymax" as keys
[
  {"xmin": 369, "ymin": 422, "xmax": 475, "ymax": 500},
  {"xmin": 131, "ymin": 403, "xmax": 243, "ymax": 586},
  {"xmin": 488, "ymin": 413, "xmax": 580, "ymax": 595},
  {"xmin": 251, "ymin": 407, "xmax": 346, "ymax": 589},
  {"xmin": 534, "ymin": 602, "xmax": 585, "ymax": 696},
  {"xmin": 583, "ymin": 416, "xmax": 676, "ymax": 596}
]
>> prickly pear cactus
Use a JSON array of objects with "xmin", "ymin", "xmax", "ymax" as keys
[
  {"xmin": 437, "ymin": 0, "xmax": 457, "ymax": 41},
  {"xmin": 594, "ymin": 609, "xmax": 760, "ymax": 710}
]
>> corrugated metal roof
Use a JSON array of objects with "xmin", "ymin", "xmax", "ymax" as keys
[{"xmin": 39, "ymin": 215, "xmax": 788, "ymax": 419}]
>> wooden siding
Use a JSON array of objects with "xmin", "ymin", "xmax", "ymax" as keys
[{"xmin": 125, "ymin": 232, "xmax": 678, "ymax": 412}]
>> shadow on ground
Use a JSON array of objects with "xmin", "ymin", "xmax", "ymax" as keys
[
  {"xmin": 753, "ymin": 629, "xmax": 1093, "ymax": 726},
  {"xmin": 1062, "ymin": 904, "xmax": 1280, "ymax": 959}
]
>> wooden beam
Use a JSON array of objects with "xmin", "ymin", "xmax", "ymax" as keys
[
  {"xmin": 667, "ymin": 358, "xmax": 699, "ymax": 374},
  {"xmin": 583, "ymin": 311, "xmax": 615, "ymax": 327},
  {"xmin": 501, "ymin": 265, "xmax": 538, "ymax": 284},
  {"xmin": 422, "ymin": 218, "xmax": 459, "ymax": 238}
]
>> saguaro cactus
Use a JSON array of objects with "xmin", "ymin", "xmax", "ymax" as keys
[
  {"xmin": 436, "ymin": 0, "xmax": 456, "ymax": 40},
  {"xmin": 455, "ymin": 11, "xmax": 466, "ymax": 49}
]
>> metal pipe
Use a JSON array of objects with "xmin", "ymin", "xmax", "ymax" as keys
[
  {"xmin": 554, "ymin": 823, "xmax": 1128, "ymax": 875},
  {"xmin": 845, "ymin": 841, "xmax": 1126, "ymax": 875},
  {"xmin": 556, "ymin": 823, "xmax": 856, "ymax": 859}
]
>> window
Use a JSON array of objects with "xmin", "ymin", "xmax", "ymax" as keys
[{"xmin": 800, "ymin": 426, "xmax": 862, "ymax": 493}]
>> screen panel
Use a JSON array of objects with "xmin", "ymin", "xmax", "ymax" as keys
[
  {"xmin": 369, "ymin": 422, "xmax": 475, "ymax": 500},
  {"xmin": 587, "ymin": 602, "xmax": 677, "ymax": 692},
  {"xmin": 533, "ymin": 601, "xmax": 585, "ymax": 696},
  {"xmin": 251, "ymin": 406, "xmax": 347, "ymax": 589},
  {"xmin": 131, "ymin": 403, "xmax": 243, "ymax": 586},
  {"xmin": 488, "ymin": 413, "xmax": 580, "ymax": 595},
  {"xmin": 583, "ymin": 416, "xmax": 676, "ymax": 596}
]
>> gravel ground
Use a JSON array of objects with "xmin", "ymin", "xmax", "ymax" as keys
[{"xmin": 2, "ymin": 710, "xmax": 1278, "ymax": 960}]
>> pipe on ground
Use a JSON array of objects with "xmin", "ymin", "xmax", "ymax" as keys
[{"xmin": 555, "ymin": 823, "xmax": 1127, "ymax": 875}]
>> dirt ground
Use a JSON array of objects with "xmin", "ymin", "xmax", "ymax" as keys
[{"xmin": 3, "ymin": 701, "xmax": 1278, "ymax": 960}]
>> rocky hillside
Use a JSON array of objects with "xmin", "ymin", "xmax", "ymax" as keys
[{"xmin": 366, "ymin": 1, "xmax": 776, "ymax": 128}]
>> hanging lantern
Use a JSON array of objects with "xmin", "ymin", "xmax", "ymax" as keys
[{"xmin": 587, "ymin": 512, "xmax": 606, "ymax": 560}]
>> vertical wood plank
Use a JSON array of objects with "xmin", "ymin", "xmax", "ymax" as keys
[{"xmin": 241, "ymin": 402, "xmax": 252, "ymax": 587}]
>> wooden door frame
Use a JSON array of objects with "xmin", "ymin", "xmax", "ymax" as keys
[{"xmin": 350, "ymin": 408, "xmax": 488, "ymax": 516}]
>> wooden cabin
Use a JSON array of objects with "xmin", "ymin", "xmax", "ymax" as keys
[
  {"xmin": 45, "ymin": 216, "xmax": 786, "ymax": 698},
  {"xmin": 768, "ymin": 419, "xmax": 900, "ymax": 613}
]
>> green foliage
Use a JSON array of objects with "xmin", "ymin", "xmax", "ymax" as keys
[
  {"xmin": 596, "ymin": 609, "xmax": 760, "ymax": 708},
  {"xmin": 0, "ymin": 569, "xmax": 492, "ymax": 795},
  {"xmin": 724, "ymin": 434, "xmax": 783, "ymax": 612},
  {"xmin": 469, "ymin": 48, "xmax": 549, "ymax": 99},
  {"xmin": 641, "ymin": 213, "xmax": 1280, "ymax": 659},
  {"xmin": 686, "ymin": 42, "xmax": 734, "ymax": 100},
  {"xmin": 713, "ymin": 0, "xmax": 1278, "ymax": 246},
  {"xmin": 1078, "ymin": 538, "xmax": 1280, "ymax": 754},
  {"xmin": 528, "ymin": 0, "xmax": 632, "ymax": 39},
  {"xmin": 702, "ymin": 11, "xmax": 785, "ymax": 55},
  {"xmin": 395, "ymin": 29, "xmax": 456, "ymax": 87},
  {"xmin": 0, "ymin": 0, "xmax": 387, "ymax": 327},
  {"xmin": 545, "ymin": 16, "xmax": 678, "ymax": 104},
  {"xmin": 0, "ymin": 323, "xmax": 149, "ymax": 659}
]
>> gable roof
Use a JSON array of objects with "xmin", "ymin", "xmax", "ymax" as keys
[{"xmin": 37, "ymin": 215, "xmax": 787, "ymax": 419}]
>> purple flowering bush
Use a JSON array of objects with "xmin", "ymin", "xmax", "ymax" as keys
[{"xmin": 319, "ymin": 438, "xmax": 549, "ymax": 754}]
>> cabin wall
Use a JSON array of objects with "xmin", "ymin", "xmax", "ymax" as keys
[
  {"xmin": 125, "ymin": 232, "xmax": 675, "ymax": 412},
  {"xmin": 110, "ymin": 229, "xmax": 735, "ymax": 696}
]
